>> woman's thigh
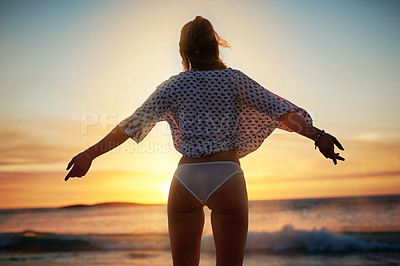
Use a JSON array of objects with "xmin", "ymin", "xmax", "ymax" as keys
[
  {"xmin": 167, "ymin": 177, "xmax": 205, "ymax": 266},
  {"xmin": 206, "ymin": 172, "xmax": 248, "ymax": 266}
]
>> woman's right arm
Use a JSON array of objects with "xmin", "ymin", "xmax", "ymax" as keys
[
  {"xmin": 233, "ymin": 70, "xmax": 345, "ymax": 165},
  {"xmin": 64, "ymin": 125, "xmax": 129, "ymax": 181},
  {"xmin": 278, "ymin": 111, "xmax": 345, "ymax": 165}
]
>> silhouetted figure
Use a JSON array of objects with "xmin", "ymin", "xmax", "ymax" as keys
[{"xmin": 65, "ymin": 16, "xmax": 344, "ymax": 266}]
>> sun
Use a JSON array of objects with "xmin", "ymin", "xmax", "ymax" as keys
[{"xmin": 157, "ymin": 181, "xmax": 172, "ymax": 203}]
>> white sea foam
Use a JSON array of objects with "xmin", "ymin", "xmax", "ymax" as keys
[
  {"xmin": 201, "ymin": 225, "xmax": 400, "ymax": 253},
  {"xmin": 1, "ymin": 227, "xmax": 399, "ymax": 254}
]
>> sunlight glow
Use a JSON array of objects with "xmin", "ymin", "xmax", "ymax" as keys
[{"xmin": 0, "ymin": 0, "xmax": 399, "ymax": 208}]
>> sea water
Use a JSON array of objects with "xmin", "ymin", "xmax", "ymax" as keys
[{"xmin": 0, "ymin": 195, "xmax": 399, "ymax": 265}]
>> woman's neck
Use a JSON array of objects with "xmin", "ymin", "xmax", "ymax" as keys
[{"xmin": 189, "ymin": 66, "xmax": 228, "ymax": 71}]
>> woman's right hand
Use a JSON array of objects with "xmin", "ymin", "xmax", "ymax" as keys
[
  {"xmin": 316, "ymin": 133, "xmax": 345, "ymax": 165},
  {"xmin": 65, "ymin": 152, "xmax": 92, "ymax": 181}
]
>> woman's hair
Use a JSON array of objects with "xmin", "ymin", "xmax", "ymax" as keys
[{"xmin": 179, "ymin": 16, "xmax": 231, "ymax": 71}]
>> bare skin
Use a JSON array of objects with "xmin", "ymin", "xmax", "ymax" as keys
[
  {"xmin": 65, "ymin": 111, "xmax": 344, "ymax": 266},
  {"xmin": 169, "ymin": 149, "xmax": 247, "ymax": 266},
  {"xmin": 166, "ymin": 112, "xmax": 344, "ymax": 266}
]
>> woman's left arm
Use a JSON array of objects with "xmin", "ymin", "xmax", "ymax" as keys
[
  {"xmin": 278, "ymin": 111, "xmax": 345, "ymax": 165},
  {"xmin": 65, "ymin": 125, "xmax": 129, "ymax": 181}
]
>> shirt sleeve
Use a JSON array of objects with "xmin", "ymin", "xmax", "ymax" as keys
[
  {"xmin": 233, "ymin": 69, "xmax": 313, "ymax": 130},
  {"xmin": 118, "ymin": 79, "xmax": 171, "ymax": 143}
]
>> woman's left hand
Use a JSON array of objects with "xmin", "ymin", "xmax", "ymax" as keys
[
  {"xmin": 65, "ymin": 152, "xmax": 92, "ymax": 181},
  {"xmin": 317, "ymin": 134, "xmax": 345, "ymax": 165}
]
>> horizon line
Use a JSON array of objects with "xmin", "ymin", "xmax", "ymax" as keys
[{"xmin": 1, "ymin": 193, "xmax": 399, "ymax": 210}]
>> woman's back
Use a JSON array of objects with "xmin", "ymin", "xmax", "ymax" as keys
[
  {"xmin": 169, "ymin": 68, "xmax": 238, "ymax": 156},
  {"xmin": 118, "ymin": 67, "xmax": 312, "ymax": 158}
]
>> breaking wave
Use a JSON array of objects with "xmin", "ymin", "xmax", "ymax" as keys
[{"xmin": 1, "ymin": 225, "xmax": 399, "ymax": 254}]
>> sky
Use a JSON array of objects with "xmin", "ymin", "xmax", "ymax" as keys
[{"xmin": 0, "ymin": 0, "xmax": 399, "ymax": 208}]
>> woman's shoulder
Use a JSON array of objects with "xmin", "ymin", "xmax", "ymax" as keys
[
  {"xmin": 176, "ymin": 67, "xmax": 245, "ymax": 78},
  {"xmin": 156, "ymin": 73, "xmax": 180, "ymax": 89},
  {"xmin": 157, "ymin": 67, "xmax": 247, "ymax": 89}
]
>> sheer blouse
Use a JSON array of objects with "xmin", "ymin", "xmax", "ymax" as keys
[{"xmin": 118, "ymin": 68, "xmax": 313, "ymax": 158}]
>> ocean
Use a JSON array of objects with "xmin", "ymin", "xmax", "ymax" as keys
[{"xmin": 0, "ymin": 195, "xmax": 399, "ymax": 265}]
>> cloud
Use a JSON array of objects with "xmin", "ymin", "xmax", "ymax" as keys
[
  {"xmin": 0, "ymin": 116, "xmax": 84, "ymax": 167},
  {"xmin": 296, "ymin": 170, "xmax": 400, "ymax": 183},
  {"xmin": 248, "ymin": 136, "xmax": 400, "ymax": 185},
  {"xmin": 261, "ymin": 169, "xmax": 400, "ymax": 184}
]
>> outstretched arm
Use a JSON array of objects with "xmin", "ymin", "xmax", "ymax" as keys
[
  {"xmin": 65, "ymin": 125, "xmax": 129, "ymax": 181},
  {"xmin": 278, "ymin": 111, "xmax": 345, "ymax": 165}
]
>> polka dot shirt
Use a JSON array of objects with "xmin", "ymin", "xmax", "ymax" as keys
[{"xmin": 118, "ymin": 68, "xmax": 313, "ymax": 158}]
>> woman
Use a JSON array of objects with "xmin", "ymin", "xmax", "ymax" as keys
[{"xmin": 65, "ymin": 16, "xmax": 344, "ymax": 266}]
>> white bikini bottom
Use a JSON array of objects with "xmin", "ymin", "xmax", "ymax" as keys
[{"xmin": 173, "ymin": 161, "xmax": 243, "ymax": 206}]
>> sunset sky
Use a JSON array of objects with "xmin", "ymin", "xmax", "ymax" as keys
[{"xmin": 0, "ymin": 0, "xmax": 399, "ymax": 208}]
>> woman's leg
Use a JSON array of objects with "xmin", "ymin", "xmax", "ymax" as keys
[
  {"xmin": 168, "ymin": 177, "xmax": 205, "ymax": 266},
  {"xmin": 206, "ymin": 172, "xmax": 248, "ymax": 266}
]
